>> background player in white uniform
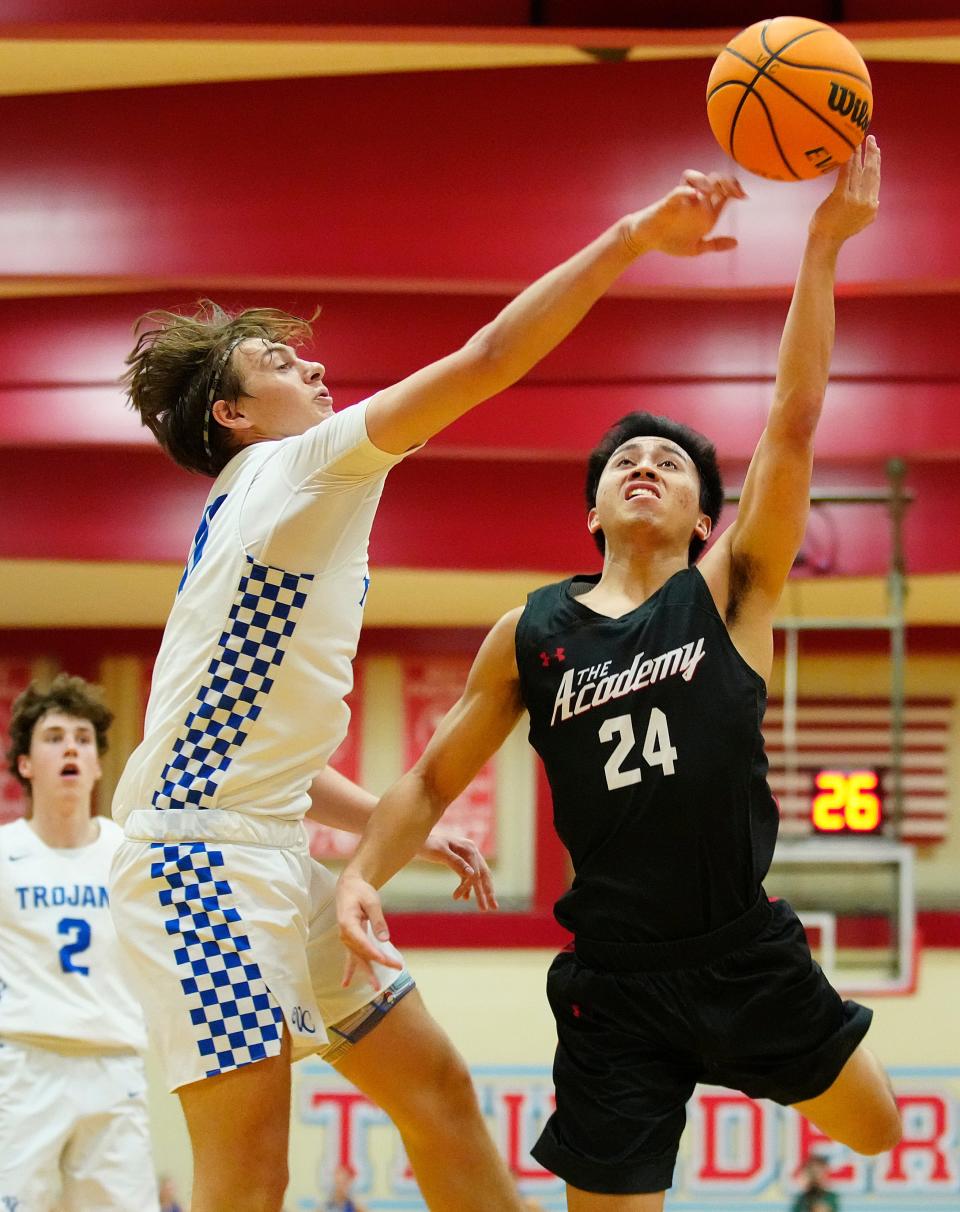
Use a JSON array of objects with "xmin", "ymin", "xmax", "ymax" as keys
[
  {"xmin": 0, "ymin": 674, "xmax": 159, "ymax": 1212},
  {"xmin": 112, "ymin": 170, "xmax": 744, "ymax": 1212}
]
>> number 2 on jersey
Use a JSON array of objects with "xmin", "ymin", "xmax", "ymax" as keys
[
  {"xmin": 58, "ymin": 917, "xmax": 92, "ymax": 975},
  {"xmin": 598, "ymin": 708, "xmax": 677, "ymax": 790}
]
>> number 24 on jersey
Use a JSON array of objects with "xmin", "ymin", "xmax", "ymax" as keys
[{"xmin": 599, "ymin": 708, "xmax": 677, "ymax": 791}]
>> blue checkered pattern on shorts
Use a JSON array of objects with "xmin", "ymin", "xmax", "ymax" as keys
[
  {"xmin": 152, "ymin": 557, "xmax": 314, "ymax": 811},
  {"xmin": 151, "ymin": 842, "xmax": 285, "ymax": 1077}
]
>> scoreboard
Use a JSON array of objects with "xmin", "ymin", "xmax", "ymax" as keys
[{"xmin": 810, "ymin": 768, "xmax": 883, "ymax": 834}]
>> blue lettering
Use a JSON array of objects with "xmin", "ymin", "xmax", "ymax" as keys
[
  {"xmin": 292, "ymin": 1006, "xmax": 317, "ymax": 1034},
  {"xmin": 57, "ymin": 918, "xmax": 92, "ymax": 976},
  {"xmin": 15, "ymin": 884, "xmax": 107, "ymax": 912}
]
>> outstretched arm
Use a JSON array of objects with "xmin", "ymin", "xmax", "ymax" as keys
[
  {"xmin": 365, "ymin": 172, "xmax": 745, "ymax": 454},
  {"xmin": 702, "ymin": 138, "xmax": 880, "ymax": 636},
  {"xmin": 336, "ymin": 608, "xmax": 525, "ymax": 984}
]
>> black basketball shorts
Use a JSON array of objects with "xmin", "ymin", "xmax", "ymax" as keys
[{"xmin": 531, "ymin": 896, "xmax": 872, "ymax": 1196}]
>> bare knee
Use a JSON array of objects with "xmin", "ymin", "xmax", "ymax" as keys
[
  {"xmin": 245, "ymin": 1170, "xmax": 289, "ymax": 1212},
  {"xmin": 421, "ymin": 1045, "xmax": 480, "ymax": 1116},
  {"xmin": 396, "ymin": 1045, "xmax": 482, "ymax": 1139},
  {"xmin": 242, "ymin": 1156, "xmax": 290, "ymax": 1202},
  {"xmin": 192, "ymin": 1151, "xmax": 288, "ymax": 1212},
  {"xmin": 842, "ymin": 1101, "xmax": 903, "ymax": 1155},
  {"xmin": 862, "ymin": 1110, "xmax": 903, "ymax": 1155},
  {"xmin": 443, "ymin": 1040, "xmax": 477, "ymax": 1087}
]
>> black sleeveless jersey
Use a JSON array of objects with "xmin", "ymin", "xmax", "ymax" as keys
[{"xmin": 515, "ymin": 567, "xmax": 779, "ymax": 945}]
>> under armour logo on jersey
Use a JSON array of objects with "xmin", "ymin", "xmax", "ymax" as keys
[{"xmin": 539, "ymin": 647, "xmax": 566, "ymax": 667}]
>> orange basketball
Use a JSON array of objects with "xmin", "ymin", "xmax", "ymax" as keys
[{"xmin": 706, "ymin": 16, "xmax": 872, "ymax": 182}]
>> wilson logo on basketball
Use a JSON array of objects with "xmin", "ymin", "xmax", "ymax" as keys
[
  {"xmin": 827, "ymin": 83, "xmax": 870, "ymax": 132},
  {"xmin": 706, "ymin": 16, "xmax": 873, "ymax": 180}
]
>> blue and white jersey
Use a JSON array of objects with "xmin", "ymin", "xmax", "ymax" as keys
[
  {"xmin": 0, "ymin": 816, "xmax": 147, "ymax": 1053},
  {"xmin": 113, "ymin": 400, "xmax": 408, "ymax": 827}
]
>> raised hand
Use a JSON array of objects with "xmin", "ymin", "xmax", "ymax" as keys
[
  {"xmin": 809, "ymin": 134, "xmax": 880, "ymax": 245},
  {"xmin": 623, "ymin": 170, "xmax": 746, "ymax": 257}
]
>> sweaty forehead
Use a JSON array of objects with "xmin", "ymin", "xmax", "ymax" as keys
[{"xmin": 607, "ymin": 437, "xmax": 693, "ymax": 466}]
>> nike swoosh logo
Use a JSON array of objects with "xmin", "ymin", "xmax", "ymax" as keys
[{"xmin": 7, "ymin": 854, "xmax": 29, "ymax": 862}]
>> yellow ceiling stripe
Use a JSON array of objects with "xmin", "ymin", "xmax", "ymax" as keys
[
  {"xmin": 0, "ymin": 33, "xmax": 958, "ymax": 97},
  {"xmin": 2, "ymin": 559, "xmax": 959, "ymax": 628}
]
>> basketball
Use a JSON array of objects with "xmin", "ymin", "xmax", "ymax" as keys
[{"xmin": 706, "ymin": 16, "xmax": 872, "ymax": 182}]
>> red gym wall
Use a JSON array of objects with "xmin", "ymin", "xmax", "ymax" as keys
[{"xmin": 0, "ymin": 8, "xmax": 959, "ymax": 587}]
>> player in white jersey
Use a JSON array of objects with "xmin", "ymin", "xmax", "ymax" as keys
[
  {"xmin": 112, "ymin": 170, "xmax": 744, "ymax": 1212},
  {"xmin": 1, "ymin": 674, "xmax": 159, "ymax": 1212}
]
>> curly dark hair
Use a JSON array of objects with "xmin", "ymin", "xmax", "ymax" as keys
[
  {"xmin": 7, "ymin": 674, "xmax": 114, "ymax": 793},
  {"xmin": 123, "ymin": 300, "xmax": 316, "ymax": 477},
  {"xmin": 585, "ymin": 411, "xmax": 724, "ymax": 564}
]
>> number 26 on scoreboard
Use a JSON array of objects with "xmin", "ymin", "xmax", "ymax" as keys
[{"xmin": 810, "ymin": 768, "xmax": 883, "ymax": 833}]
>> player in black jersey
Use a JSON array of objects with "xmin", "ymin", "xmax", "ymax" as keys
[{"xmin": 336, "ymin": 136, "xmax": 899, "ymax": 1211}]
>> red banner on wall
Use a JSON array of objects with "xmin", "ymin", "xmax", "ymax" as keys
[{"xmin": 402, "ymin": 657, "xmax": 497, "ymax": 857}]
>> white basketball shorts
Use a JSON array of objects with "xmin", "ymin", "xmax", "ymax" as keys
[
  {"xmin": 0, "ymin": 1038, "xmax": 159, "ymax": 1212},
  {"xmin": 110, "ymin": 809, "xmax": 406, "ymax": 1092}
]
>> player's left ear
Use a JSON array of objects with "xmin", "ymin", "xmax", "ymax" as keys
[
  {"xmin": 16, "ymin": 753, "xmax": 32, "ymax": 782},
  {"xmin": 586, "ymin": 507, "xmax": 601, "ymax": 535},
  {"xmin": 211, "ymin": 397, "xmax": 254, "ymax": 433}
]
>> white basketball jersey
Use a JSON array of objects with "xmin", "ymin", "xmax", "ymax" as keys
[
  {"xmin": 113, "ymin": 400, "xmax": 408, "ymax": 826},
  {"xmin": 0, "ymin": 816, "xmax": 147, "ymax": 1052}
]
